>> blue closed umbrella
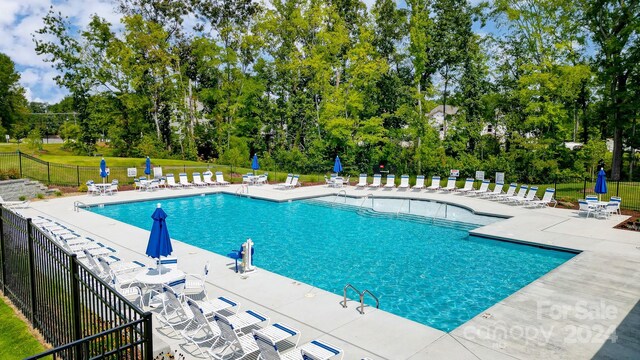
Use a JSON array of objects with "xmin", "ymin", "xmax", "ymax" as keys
[
  {"xmin": 251, "ymin": 154, "xmax": 260, "ymax": 174},
  {"xmin": 594, "ymin": 169, "xmax": 607, "ymax": 201},
  {"xmin": 145, "ymin": 156, "xmax": 151, "ymax": 176},
  {"xmin": 333, "ymin": 156, "xmax": 343, "ymax": 174},
  {"xmin": 146, "ymin": 204, "xmax": 173, "ymax": 260},
  {"xmin": 99, "ymin": 158, "xmax": 108, "ymax": 183}
]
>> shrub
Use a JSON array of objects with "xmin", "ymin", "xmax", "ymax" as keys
[
  {"xmin": 78, "ymin": 184, "xmax": 88, "ymax": 193},
  {"xmin": 0, "ymin": 169, "xmax": 20, "ymax": 180},
  {"xmin": 36, "ymin": 193, "xmax": 44, "ymax": 199},
  {"xmin": 55, "ymin": 190, "xmax": 63, "ymax": 197},
  {"xmin": 19, "ymin": 196, "xmax": 26, "ymax": 201}
]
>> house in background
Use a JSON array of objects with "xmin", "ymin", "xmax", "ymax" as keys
[{"xmin": 428, "ymin": 105, "xmax": 458, "ymax": 140}]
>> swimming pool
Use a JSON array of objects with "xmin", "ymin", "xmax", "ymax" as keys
[{"xmin": 90, "ymin": 194, "xmax": 574, "ymax": 332}]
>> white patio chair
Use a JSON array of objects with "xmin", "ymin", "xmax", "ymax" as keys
[
  {"xmin": 192, "ymin": 172, "xmax": 207, "ymax": 187},
  {"xmin": 578, "ymin": 199, "xmax": 597, "ymax": 218},
  {"xmin": 276, "ymin": 174, "xmax": 293, "ymax": 189},
  {"xmin": 384, "ymin": 174, "xmax": 396, "ymax": 189},
  {"xmin": 181, "ymin": 300, "xmax": 223, "ymax": 358},
  {"xmin": 179, "ymin": 173, "xmax": 194, "ymax": 187},
  {"xmin": 442, "ymin": 177, "xmax": 457, "ymax": 191},
  {"xmin": 412, "ymin": 175, "xmax": 425, "ymax": 190},
  {"xmin": 481, "ymin": 182, "xmax": 504, "ymax": 198},
  {"xmin": 505, "ymin": 185, "xmax": 528, "ymax": 203},
  {"xmin": 355, "ymin": 174, "xmax": 368, "ymax": 188},
  {"xmin": 514, "ymin": 186, "xmax": 538, "ymax": 205},
  {"xmin": 457, "ymin": 178, "xmax": 475, "ymax": 193},
  {"xmin": 184, "ymin": 262, "xmax": 210, "ymax": 298},
  {"xmin": 526, "ymin": 188, "xmax": 557, "ymax": 208},
  {"xmin": 468, "ymin": 180, "xmax": 490, "ymax": 196},
  {"xmin": 203, "ymin": 171, "xmax": 217, "ymax": 186},
  {"xmin": 426, "ymin": 176, "xmax": 441, "ymax": 190},
  {"xmin": 492, "ymin": 183, "xmax": 517, "ymax": 200},
  {"xmin": 216, "ymin": 171, "xmax": 230, "ymax": 185},
  {"xmin": 368, "ymin": 174, "xmax": 382, "ymax": 188},
  {"xmin": 166, "ymin": 174, "xmax": 182, "ymax": 188},
  {"xmin": 211, "ymin": 312, "xmax": 265, "ymax": 360}
]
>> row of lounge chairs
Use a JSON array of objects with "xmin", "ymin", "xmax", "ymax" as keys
[
  {"xmin": 352, "ymin": 174, "xmax": 559, "ymax": 208},
  {"xmin": 276, "ymin": 174, "xmax": 301, "ymax": 190},
  {"xmin": 164, "ymin": 171, "xmax": 230, "ymax": 188}
]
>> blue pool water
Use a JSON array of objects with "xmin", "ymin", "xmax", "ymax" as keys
[{"xmin": 90, "ymin": 194, "xmax": 574, "ymax": 331}]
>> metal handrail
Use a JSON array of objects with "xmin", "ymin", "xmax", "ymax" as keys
[
  {"xmin": 358, "ymin": 289, "xmax": 380, "ymax": 314},
  {"xmin": 235, "ymin": 185, "xmax": 248, "ymax": 195},
  {"xmin": 333, "ymin": 190, "xmax": 347, "ymax": 204},
  {"xmin": 396, "ymin": 199, "xmax": 410, "ymax": 216},
  {"xmin": 358, "ymin": 193, "xmax": 374, "ymax": 210},
  {"xmin": 341, "ymin": 284, "xmax": 361, "ymax": 308},
  {"xmin": 73, "ymin": 201, "xmax": 88, "ymax": 212}
]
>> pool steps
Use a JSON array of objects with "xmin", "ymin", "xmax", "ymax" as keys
[{"xmin": 303, "ymin": 199, "xmax": 479, "ymax": 231}]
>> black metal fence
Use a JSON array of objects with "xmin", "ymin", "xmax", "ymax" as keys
[
  {"xmin": 546, "ymin": 177, "xmax": 640, "ymax": 211},
  {"xmin": 0, "ymin": 151, "xmax": 327, "ymax": 187},
  {"xmin": 0, "ymin": 206, "xmax": 153, "ymax": 359}
]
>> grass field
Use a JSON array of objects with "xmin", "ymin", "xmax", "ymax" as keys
[{"xmin": 0, "ymin": 296, "xmax": 47, "ymax": 359}]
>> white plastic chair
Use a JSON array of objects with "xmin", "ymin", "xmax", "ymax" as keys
[
  {"xmin": 203, "ymin": 171, "xmax": 217, "ymax": 186},
  {"xmin": 578, "ymin": 199, "xmax": 596, "ymax": 218},
  {"xmin": 369, "ymin": 174, "xmax": 382, "ymax": 188},
  {"xmin": 384, "ymin": 175, "xmax": 396, "ymax": 189},
  {"xmin": 426, "ymin": 176, "xmax": 441, "ymax": 190},
  {"xmin": 442, "ymin": 177, "xmax": 457, "ymax": 191},
  {"xmin": 412, "ymin": 175, "xmax": 425, "ymax": 190},
  {"xmin": 166, "ymin": 174, "xmax": 182, "ymax": 188},
  {"xmin": 457, "ymin": 178, "xmax": 475, "ymax": 193},
  {"xmin": 184, "ymin": 262, "xmax": 210, "ymax": 298},
  {"xmin": 469, "ymin": 180, "xmax": 491, "ymax": 196},
  {"xmin": 397, "ymin": 175, "xmax": 409, "ymax": 189},
  {"xmin": 193, "ymin": 172, "xmax": 207, "ymax": 186},
  {"xmin": 355, "ymin": 174, "xmax": 367, "ymax": 188},
  {"xmin": 216, "ymin": 171, "xmax": 230, "ymax": 185}
]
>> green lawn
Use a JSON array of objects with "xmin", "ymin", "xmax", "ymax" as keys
[{"xmin": 0, "ymin": 296, "xmax": 47, "ymax": 359}]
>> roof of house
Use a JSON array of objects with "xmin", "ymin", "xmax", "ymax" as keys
[{"xmin": 428, "ymin": 105, "xmax": 459, "ymax": 117}]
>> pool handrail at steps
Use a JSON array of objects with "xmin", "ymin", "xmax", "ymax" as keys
[
  {"xmin": 341, "ymin": 283, "xmax": 380, "ymax": 314},
  {"xmin": 359, "ymin": 194, "xmax": 374, "ymax": 211},
  {"xmin": 73, "ymin": 200, "xmax": 88, "ymax": 212},
  {"xmin": 333, "ymin": 190, "xmax": 347, "ymax": 205},
  {"xmin": 396, "ymin": 198, "xmax": 410, "ymax": 217}
]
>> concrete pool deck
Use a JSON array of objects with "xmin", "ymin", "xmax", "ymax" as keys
[{"xmin": 18, "ymin": 184, "xmax": 640, "ymax": 359}]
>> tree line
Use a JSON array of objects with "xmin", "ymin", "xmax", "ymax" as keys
[{"xmin": 1, "ymin": 0, "xmax": 638, "ymax": 183}]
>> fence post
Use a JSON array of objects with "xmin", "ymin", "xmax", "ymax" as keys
[
  {"xmin": 143, "ymin": 312, "xmax": 153, "ymax": 360},
  {"xmin": 47, "ymin": 162, "xmax": 50, "ymax": 184},
  {"xmin": 76, "ymin": 166, "xmax": 80, "ymax": 187},
  {"xmin": 18, "ymin": 150, "xmax": 23, "ymax": 178},
  {"xmin": 616, "ymin": 180, "xmax": 620, "ymax": 197},
  {"xmin": 69, "ymin": 255, "xmax": 82, "ymax": 345},
  {"xmin": 0, "ymin": 205, "xmax": 5, "ymax": 293},
  {"xmin": 26, "ymin": 218, "xmax": 37, "ymax": 323},
  {"xmin": 583, "ymin": 178, "xmax": 587, "ymax": 198}
]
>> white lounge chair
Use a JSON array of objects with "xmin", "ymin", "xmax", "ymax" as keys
[
  {"xmin": 203, "ymin": 171, "xmax": 217, "ymax": 186},
  {"xmin": 506, "ymin": 185, "xmax": 528, "ymax": 203},
  {"xmin": 156, "ymin": 284, "xmax": 194, "ymax": 336},
  {"xmin": 355, "ymin": 174, "xmax": 367, "ymax": 188},
  {"xmin": 398, "ymin": 175, "xmax": 410, "ymax": 189},
  {"xmin": 492, "ymin": 183, "xmax": 517, "ymax": 200},
  {"xmin": 384, "ymin": 174, "xmax": 396, "ymax": 189},
  {"xmin": 282, "ymin": 175, "xmax": 299, "ymax": 189},
  {"xmin": 299, "ymin": 340, "xmax": 344, "ymax": 360},
  {"xmin": 242, "ymin": 175, "xmax": 252, "ymax": 185},
  {"xmin": 457, "ymin": 178, "xmax": 475, "ymax": 193},
  {"xmin": 442, "ymin": 177, "xmax": 457, "ymax": 191},
  {"xmin": 182, "ymin": 300, "xmax": 223, "ymax": 358},
  {"xmin": 586, "ymin": 195, "xmax": 598, "ymax": 203},
  {"xmin": 166, "ymin": 174, "xmax": 182, "ymax": 189},
  {"xmin": 412, "ymin": 175, "xmax": 425, "ymax": 190},
  {"xmin": 276, "ymin": 174, "xmax": 293, "ymax": 189},
  {"xmin": 369, "ymin": 174, "xmax": 382, "ymax": 188},
  {"xmin": 216, "ymin": 171, "xmax": 230, "ymax": 185},
  {"xmin": 97, "ymin": 255, "xmax": 145, "ymax": 276},
  {"xmin": 87, "ymin": 183, "xmax": 101, "ymax": 196},
  {"xmin": 468, "ymin": 180, "xmax": 490, "ymax": 196},
  {"xmin": 252, "ymin": 325, "xmax": 303, "ymax": 360},
  {"xmin": 192, "ymin": 172, "xmax": 207, "ymax": 187},
  {"xmin": 515, "ymin": 186, "xmax": 538, "ymax": 205},
  {"xmin": 179, "ymin": 173, "xmax": 194, "ymax": 187},
  {"xmin": 426, "ymin": 176, "xmax": 441, "ymax": 190},
  {"xmin": 526, "ymin": 188, "xmax": 557, "ymax": 208},
  {"xmin": 480, "ymin": 182, "xmax": 503, "ymax": 198},
  {"xmin": 211, "ymin": 311, "xmax": 269, "ymax": 360}
]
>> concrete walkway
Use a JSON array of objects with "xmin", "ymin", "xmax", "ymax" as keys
[{"xmin": 19, "ymin": 184, "xmax": 640, "ymax": 359}]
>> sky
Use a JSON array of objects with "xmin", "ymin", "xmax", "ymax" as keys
[{"xmin": 1, "ymin": 0, "xmax": 493, "ymax": 105}]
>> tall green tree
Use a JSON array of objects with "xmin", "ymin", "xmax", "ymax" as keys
[{"xmin": 0, "ymin": 53, "xmax": 28, "ymax": 136}]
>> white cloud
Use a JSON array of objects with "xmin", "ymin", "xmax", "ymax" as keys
[{"xmin": 0, "ymin": 0, "xmax": 122, "ymax": 104}]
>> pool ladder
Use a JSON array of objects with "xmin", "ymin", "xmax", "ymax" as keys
[
  {"xmin": 73, "ymin": 201, "xmax": 88, "ymax": 212},
  {"xmin": 333, "ymin": 190, "xmax": 347, "ymax": 205},
  {"xmin": 341, "ymin": 284, "xmax": 379, "ymax": 314}
]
